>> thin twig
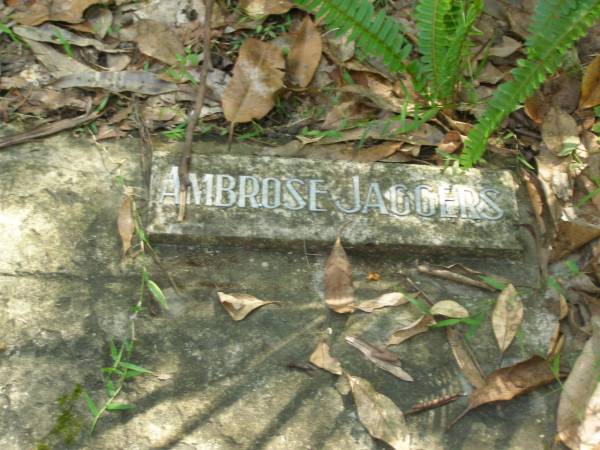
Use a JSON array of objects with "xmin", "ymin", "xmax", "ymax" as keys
[
  {"xmin": 133, "ymin": 97, "xmax": 153, "ymax": 188},
  {"xmin": 0, "ymin": 107, "xmax": 102, "ymax": 149},
  {"xmin": 178, "ymin": 0, "xmax": 214, "ymax": 221}
]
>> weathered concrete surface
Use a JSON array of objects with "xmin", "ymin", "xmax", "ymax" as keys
[
  {"xmin": 148, "ymin": 151, "xmax": 521, "ymax": 255},
  {"xmin": 0, "ymin": 131, "xmax": 563, "ymax": 450}
]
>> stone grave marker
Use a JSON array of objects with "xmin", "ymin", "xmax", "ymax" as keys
[{"xmin": 148, "ymin": 151, "xmax": 521, "ymax": 255}]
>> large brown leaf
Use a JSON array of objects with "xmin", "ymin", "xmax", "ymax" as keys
[
  {"xmin": 557, "ymin": 317, "xmax": 600, "ymax": 449},
  {"xmin": 345, "ymin": 373, "xmax": 410, "ymax": 450},
  {"xmin": 355, "ymin": 292, "xmax": 407, "ymax": 313},
  {"xmin": 541, "ymin": 106, "xmax": 580, "ymax": 156},
  {"xmin": 323, "ymin": 236, "xmax": 355, "ymax": 313},
  {"xmin": 451, "ymin": 355, "xmax": 557, "ymax": 427},
  {"xmin": 136, "ymin": 20, "xmax": 184, "ymax": 66},
  {"xmin": 12, "ymin": 0, "xmax": 107, "ymax": 26},
  {"xmin": 492, "ymin": 284, "xmax": 523, "ymax": 354},
  {"xmin": 580, "ymin": 55, "xmax": 600, "ymax": 109},
  {"xmin": 287, "ymin": 16, "xmax": 322, "ymax": 88},
  {"xmin": 222, "ymin": 38, "xmax": 285, "ymax": 124}
]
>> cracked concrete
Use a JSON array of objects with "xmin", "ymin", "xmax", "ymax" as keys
[{"xmin": 0, "ymin": 130, "xmax": 563, "ymax": 450}]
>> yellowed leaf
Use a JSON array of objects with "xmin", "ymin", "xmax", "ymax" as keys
[
  {"xmin": 12, "ymin": 0, "xmax": 107, "ymax": 26},
  {"xmin": 541, "ymin": 106, "xmax": 580, "ymax": 156},
  {"xmin": 309, "ymin": 339, "xmax": 342, "ymax": 375},
  {"xmin": 240, "ymin": 0, "xmax": 293, "ymax": 17},
  {"xmin": 492, "ymin": 284, "xmax": 523, "ymax": 354},
  {"xmin": 217, "ymin": 292, "xmax": 277, "ymax": 321},
  {"xmin": 136, "ymin": 20, "xmax": 184, "ymax": 66},
  {"xmin": 557, "ymin": 317, "xmax": 600, "ymax": 449},
  {"xmin": 387, "ymin": 315, "xmax": 434, "ymax": 346},
  {"xmin": 287, "ymin": 16, "xmax": 322, "ymax": 88},
  {"xmin": 430, "ymin": 300, "xmax": 469, "ymax": 318},
  {"xmin": 222, "ymin": 38, "xmax": 285, "ymax": 124},
  {"xmin": 117, "ymin": 196, "xmax": 134, "ymax": 255},
  {"xmin": 580, "ymin": 54, "xmax": 600, "ymax": 109},
  {"xmin": 345, "ymin": 373, "xmax": 410, "ymax": 450},
  {"xmin": 345, "ymin": 336, "xmax": 413, "ymax": 381},
  {"xmin": 324, "ymin": 236, "xmax": 355, "ymax": 313},
  {"xmin": 355, "ymin": 292, "xmax": 407, "ymax": 313}
]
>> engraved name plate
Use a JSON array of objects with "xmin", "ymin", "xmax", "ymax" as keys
[{"xmin": 148, "ymin": 152, "xmax": 521, "ymax": 254}]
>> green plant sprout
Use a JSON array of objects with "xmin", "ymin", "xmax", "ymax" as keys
[
  {"xmin": 162, "ymin": 121, "xmax": 188, "ymax": 141},
  {"xmin": 165, "ymin": 47, "xmax": 202, "ymax": 84},
  {"xmin": 83, "ymin": 193, "xmax": 168, "ymax": 433},
  {"xmin": 0, "ymin": 21, "xmax": 19, "ymax": 43},
  {"xmin": 52, "ymin": 29, "xmax": 73, "ymax": 58}
]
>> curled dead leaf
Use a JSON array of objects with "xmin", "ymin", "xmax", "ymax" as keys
[
  {"xmin": 580, "ymin": 54, "xmax": 600, "ymax": 109},
  {"xmin": 324, "ymin": 236, "xmax": 355, "ymax": 313},
  {"xmin": 355, "ymin": 292, "xmax": 407, "ymax": 313},
  {"xmin": 309, "ymin": 339, "xmax": 342, "ymax": 375},
  {"xmin": 52, "ymin": 71, "xmax": 179, "ymax": 95},
  {"xmin": 222, "ymin": 38, "xmax": 285, "ymax": 124},
  {"xmin": 387, "ymin": 315, "xmax": 434, "ymax": 346},
  {"xmin": 217, "ymin": 292, "xmax": 277, "ymax": 321},
  {"xmin": 345, "ymin": 373, "xmax": 410, "ymax": 450},
  {"xmin": 430, "ymin": 300, "xmax": 469, "ymax": 318},
  {"xmin": 492, "ymin": 284, "xmax": 523, "ymax": 354},
  {"xmin": 117, "ymin": 196, "xmax": 134, "ymax": 255},
  {"xmin": 447, "ymin": 327, "xmax": 485, "ymax": 388},
  {"xmin": 287, "ymin": 16, "xmax": 322, "ymax": 88},
  {"xmin": 345, "ymin": 336, "xmax": 413, "ymax": 381}
]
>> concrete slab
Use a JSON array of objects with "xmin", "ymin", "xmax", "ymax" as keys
[
  {"xmin": 0, "ymin": 131, "xmax": 561, "ymax": 450},
  {"xmin": 148, "ymin": 149, "xmax": 521, "ymax": 255}
]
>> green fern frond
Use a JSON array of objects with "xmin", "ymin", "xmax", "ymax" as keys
[
  {"xmin": 461, "ymin": 0, "xmax": 600, "ymax": 167},
  {"xmin": 415, "ymin": 0, "xmax": 482, "ymax": 104},
  {"xmin": 294, "ymin": 0, "xmax": 412, "ymax": 73},
  {"xmin": 415, "ymin": 0, "xmax": 452, "ymax": 99}
]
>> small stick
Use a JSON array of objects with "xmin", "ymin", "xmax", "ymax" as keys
[
  {"xmin": 178, "ymin": 0, "xmax": 214, "ymax": 221},
  {"xmin": 406, "ymin": 393, "xmax": 463, "ymax": 415},
  {"xmin": 417, "ymin": 263, "xmax": 496, "ymax": 291}
]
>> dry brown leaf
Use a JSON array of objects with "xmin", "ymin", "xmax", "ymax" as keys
[
  {"xmin": 451, "ymin": 355, "xmax": 557, "ymax": 427},
  {"xmin": 355, "ymin": 292, "xmax": 408, "ymax": 313},
  {"xmin": 12, "ymin": 0, "xmax": 106, "ymax": 26},
  {"xmin": 324, "ymin": 236, "xmax": 355, "ymax": 313},
  {"xmin": 367, "ymin": 272, "xmax": 381, "ymax": 282},
  {"xmin": 557, "ymin": 316, "xmax": 600, "ymax": 449},
  {"xmin": 559, "ymin": 294, "xmax": 569, "ymax": 320},
  {"xmin": 136, "ymin": 20, "xmax": 184, "ymax": 66},
  {"xmin": 447, "ymin": 327, "xmax": 485, "ymax": 388},
  {"xmin": 345, "ymin": 373, "xmax": 410, "ymax": 450},
  {"xmin": 488, "ymin": 36, "xmax": 522, "ymax": 58},
  {"xmin": 550, "ymin": 221, "xmax": 600, "ymax": 262},
  {"xmin": 24, "ymin": 39, "xmax": 93, "ymax": 78},
  {"xmin": 547, "ymin": 323, "xmax": 564, "ymax": 359},
  {"xmin": 117, "ymin": 196, "xmax": 134, "ymax": 255},
  {"xmin": 492, "ymin": 284, "xmax": 523, "ymax": 354},
  {"xmin": 86, "ymin": 5, "xmax": 113, "ymax": 39},
  {"xmin": 309, "ymin": 339, "xmax": 342, "ymax": 375},
  {"xmin": 580, "ymin": 54, "xmax": 600, "ymax": 109},
  {"xmin": 541, "ymin": 106, "xmax": 580, "ymax": 156},
  {"xmin": 287, "ymin": 16, "xmax": 322, "ymax": 88},
  {"xmin": 430, "ymin": 300, "xmax": 469, "ymax": 318},
  {"xmin": 217, "ymin": 292, "xmax": 277, "ymax": 321},
  {"xmin": 222, "ymin": 38, "xmax": 285, "ymax": 124},
  {"xmin": 14, "ymin": 24, "xmax": 120, "ymax": 52},
  {"xmin": 437, "ymin": 130, "xmax": 463, "ymax": 154},
  {"xmin": 52, "ymin": 71, "xmax": 179, "ymax": 95},
  {"xmin": 240, "ymin": 0, "xmax": 293, "ymax": 17},
  {"xmin": 387, "ymin": 315, "xmax": 434, "ymax": 346},
  {"xmin": 345, "ymin": 336, "xmax": 413, "ymax": 381}
]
